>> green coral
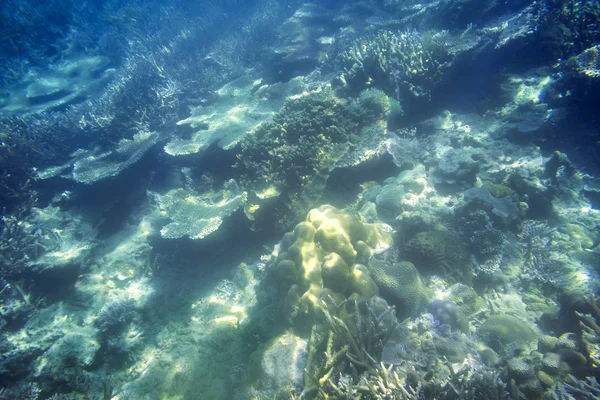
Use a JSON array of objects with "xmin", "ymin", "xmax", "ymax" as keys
[
  {"xmin": 357, "ymin": 88, "xmax": 391, "ymax": 122},
  {"xmin": 368, "ymin": 260, "xmax": 431, "ymax": 320},
  {"xmin": 237, "ymin": 88, "xmax": 355, "ymax": 191},
  {"xmin": 477, "ymin": 315, "xmax": 537, "ymax": 355},
  {"xmin": 236, "ymin": 87, "xmax": 389, "ymax": 231},
  {"xmin": 270, "ymin": 205, "xmax": 393, "ymax": 328},
  {"xmin": 403, "ymin": 230, "xmax": 473, "ymax": 285}
]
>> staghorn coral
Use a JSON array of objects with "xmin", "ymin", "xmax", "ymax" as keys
[
  {"xmin": 576, "ymin": 296, "xmax": 600, "ymax": 375},
  {"xmin": 334, "ymin": 30, "xmax": 447, "ymax": 108},
  {"xmin": 546, "ymin": 375, "xmax": 600, "ymax": 400},
  {"xmin": 301, "ymin": 295, "xmax": 411, "ymax": 399},
  {"xmin": 424, "ymin": 365, "xmax": 510, "ymax": 400},
  {"xmin": 0, "ymin": 211, "xmax": 45, "ymax": 279},
  {"xmin": 0, "ymin": 121, "xmax": 45, "ymax": 212}
]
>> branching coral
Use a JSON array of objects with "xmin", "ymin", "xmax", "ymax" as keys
[
  {"xmin": 547, "ymin": 375, "xmax": 600, "ymax": 400},
  {"xmin": 0, "ymin": 277, "xmax": 33, "ymax": 331},
  {"xmin": 301, "ymin": 293, "xmax": 507, "ymax": 400},
  {"xmin": 335, "ymin": 30, "xmax": 447, "ymax": 106},
  {"xmin": 433, "ymin": 367, "xmax": 510, "ymax": 400},
  {"xmin": 302, "ymin": 296, "xmax": 411, "ymax": 399},
  {"xmin": 0, "ymin": 118, "xmax": 48, "ymax": 212},
  {"xmin": 0, "ymin": 203, "xmax": 86, "ymax": 278},
  {"xmin": 0, "ymin": 211, "xmax": 45, "ymax": 279}
]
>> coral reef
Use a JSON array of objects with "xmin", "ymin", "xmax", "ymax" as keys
[
  {"xmin": 301, "ymin": 296, "xmax": 404, "ymax": 399},
  {"xmin": 2, "ymin": 1, "xmax": 600, "ymax": 399}
]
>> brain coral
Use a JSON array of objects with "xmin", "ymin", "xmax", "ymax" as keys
[
  {"xmin": 368, "ymin": 260, "xmax": 431, "ymax": 320},
  {"xmin": 403, "ymin": 230, "xmax": 473, "ymax": 285},
  {"xmin": 271, "ymin": 205, "xmax": 393, "ymax": 327}
]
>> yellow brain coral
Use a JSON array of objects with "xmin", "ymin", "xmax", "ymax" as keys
[{"xmin": 272, "ymin": 205, "xmax": 393, "ymax": 326}]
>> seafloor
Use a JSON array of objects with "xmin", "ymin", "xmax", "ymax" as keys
[{"xmin": 1, "ymin": 1, "xmax": 600, "ymax": 399}]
